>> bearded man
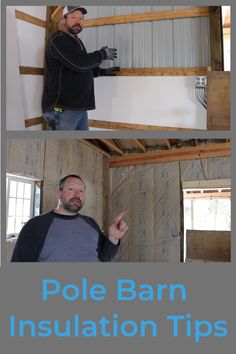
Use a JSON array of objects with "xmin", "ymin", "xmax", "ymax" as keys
[
  {"xmin": 11, "ymin": 175, "xmax": 128, "ymax": 262},
  {"xmin": 42, "ymin": 5, "xmax": 119, "ymax": 130}
]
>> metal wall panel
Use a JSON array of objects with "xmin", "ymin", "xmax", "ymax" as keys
[
  {"xmin": 174, "ymin": 18, "xmax": 194, "ymax": 67},
  {"xmin": 153, "ymin": 20, "xmax": 173, "ymax": 67},
  {"xmin": 152, "ymin": 6, "xmax": 173, "ymax": 11},
  {"xmin": 132, "ymin": 6, "xmax": 152, "ymax": 13},
  {"xmin": 114, "ymin": 24, "xmax": 133, "ymax": 68},
  {"xmin": 80, "ymin": 6, "xmax": 210, "ymax": 68},
  {"xmin": 80, "ymin": 27, "xmax": 98, "ymax": 53},
  {"xmin": 98, "ymin": 26, "xmax": 115, "ymax": 68},
  {"xmin": 114, "ymin": 6, "xmax": 133, "ymax": 15},
  {"xmin": 133, "ymin": 22, "xmax": 152, "ymax": 68},
  {"xmin": 97, "ymin": 6, "xmax": 115, "ymax": 17}
]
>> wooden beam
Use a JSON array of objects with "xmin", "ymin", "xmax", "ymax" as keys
[
  {"xmin": 15, "ymin": 10, "xmax": 47, "ymax": 28},
  {"xmin": 80, "ymin": 140, "xmax": 111, "ymax": 158},
  {"xmin": 223, "ymin": 27, "xmax": 230, "ymax": 36},
  {"xmin": 164, "ymin": 139, "xmax": 171, "ymax": 150},
  {"xmin": 207, "ymin": 71, "xmax": 231, "ymax": 130},
  {"xmin": 25, "ymin": 117, "xmax": 43, "ymax": 128},
  {"xmin": 51, "ymin": 6, "xmax": 63, "ymax": 21},
  {"xmin": 109, "ymin": 143, "xmax": 231, "ymax": 168},
  {"xmin": 19, "ymin": 66, "xmax": 206, "ymax": 77},
  {"xmin": 89, "ymin": 120, "xmax": 199, "ymax": 131},
  {"xmin": 24, "ymin": 117, "xmax": 194, "ymax": 131},
  {"xmin": 117, "ymin": 67, "xmax": 208, "ymax": 76},
  {"xmin": 209, "ymin": 7, "xmax": 224, "ymax": 71},
  {"xmin": 183, "ymin": 179, "xmax": 231, "ymax": 190},
  {"xmin": 184, "ymin": 191, "xmax": 231, "ymax": 199},
  {"xmin": 19, "ymin": 66, "xmax": 44, "ymax": 75},
  {"xmin": 99, "ymin": 140, "xmax": 124, "ymax": 155},
  {"xmin": 132, "ymin": 139, "xmax": 146, "ymax": 152},
  {"xmin": 85, "ymin": 7, "xmax": 209, "ymax": 28},
  {"xmin": 222, "ymin": 7, "xmax": 230, "ymax": 28}
]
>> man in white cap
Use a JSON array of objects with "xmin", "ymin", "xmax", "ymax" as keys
[{"xmin": 42, "ymin": 5, "xmax": 119, "ymax": 130}]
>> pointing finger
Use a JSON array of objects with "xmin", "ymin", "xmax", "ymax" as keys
[{"xmin": 113, "ymin": 209, "xmax": 128, "ymax": 226}]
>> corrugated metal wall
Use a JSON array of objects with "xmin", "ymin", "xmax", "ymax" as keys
[{"xmin": 81, "ymin": 6, "xmax": 210, "ymax": 68}]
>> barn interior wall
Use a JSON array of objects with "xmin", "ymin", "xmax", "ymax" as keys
[
  {"xmin": 6, "ymin": 140, "xmax": 231, "ymax": 262},
  {"xmin": 110, "ymin": 156, "xmax": 231, "ymax": 262}
]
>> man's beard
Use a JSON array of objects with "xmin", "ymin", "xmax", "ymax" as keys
[
  {"xmin": 67, "ymin": 25, "xmax": 83, "ymax": 35},
  {"xmin": 63, "ymin": 198, "xmax": 84, "ymax": 213}
]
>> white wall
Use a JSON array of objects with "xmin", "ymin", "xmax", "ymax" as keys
[
  {"xmin": 6, "ymin": 6, "xmax": 46, "ymax": 130},
  {"xmin": 90, "ymin": 76, "xmax": 207, "ymax": 129}
]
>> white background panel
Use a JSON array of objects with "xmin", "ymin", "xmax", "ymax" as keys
[
  {"xmin": 6, "ymin": 7, "xmax": 25, "ymax": 130},
  {"xmin": 16, "ymin": 20, "xmax": 46, "ymax": 67},
  {"xmin": 20, "ymin": 76, "xmax": 44, "ymax": 119},
  {"xmin": 90, "ymin": 77, "xmax": 207, "ymax": 129}
]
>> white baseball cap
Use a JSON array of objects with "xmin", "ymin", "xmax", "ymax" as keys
[{"xmin": 63, "ymin": 5, "xmax": 87, "ymax": 17}]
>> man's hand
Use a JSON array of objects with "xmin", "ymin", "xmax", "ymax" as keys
[
  {"xmin": 101, "ymin": 46, "xmax": 117, "ymax": 60},
  {"xmin": 100, "ymin": 67, "xmax": 120, "ymax": 76},
  {"xmin": 108, "ymin": 210, "xmax": 129, "ymax": 245}
]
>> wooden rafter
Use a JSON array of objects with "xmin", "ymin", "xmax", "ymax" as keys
[
  {"xmin": 164, "ymin": 139, "xmax": 171, "ymax": 150},
  {"xmin": 99, "ymin": 140, "xmax": 124, "ymax": 156},
  {"xmin": 109, "ymin": 143, "xmax": 231, "ymax": 168},
  {"xmin": 132, "ymin": 140, "xmax": 146, "ymax": 152}
]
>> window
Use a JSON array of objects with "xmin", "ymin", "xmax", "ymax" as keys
[
  {"xmin": 183, "ymin": 179, "xmax": 231, "ymax": 261},
  {"xmin": 6, "ymin": 174, "xmax": 40, "ymax": 238}
]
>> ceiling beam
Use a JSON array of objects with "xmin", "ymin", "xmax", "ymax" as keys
[
  {"xmin": 164, "ymin": 139, "xmax": 171, "ymax": 149},
  {"xmin": 109, "ymin": 143, "xmax": 231, "ymax": 168},
  {"xmin": 99, "ymin": 140, "xmax": 124, "ymax": 155},
  {"xmin": 132, "ymin": 139, "xmax": 146, "ymax": 152}
]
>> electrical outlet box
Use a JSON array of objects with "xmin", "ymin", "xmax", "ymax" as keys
[{"xmin": 194, "ymin": 76, "xmax": 207, "ymax": 88}]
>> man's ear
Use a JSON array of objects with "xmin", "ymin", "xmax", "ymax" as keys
[{"xmin": 56, "ymin": 190, "xmax": 62, "ymax": 200}]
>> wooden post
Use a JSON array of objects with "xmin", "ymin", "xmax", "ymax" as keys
[{"xmin": 209, "ymin": 6, "xmax": 224, "ymax": 71}]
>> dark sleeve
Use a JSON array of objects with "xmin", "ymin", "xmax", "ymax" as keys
[
  {"xmin": 49, "ymin": 34, "xmax": 106, "ymax": 73},
  {"xmin": 11, "ymin": 220, "xmax": 38, "ymax": 262},
  {"xmin": 11, "ymin": 214, "xmax": 52, "ymax": 262},
  {"xmin": 93, "ymin": 67, "xmax": 101, "ymax": 77},
  {"xmin": 97, "ymin": 232, "xmax": 120, "ymax": 262}
]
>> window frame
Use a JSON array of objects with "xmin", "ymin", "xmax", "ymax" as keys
[{"xmin": 6, "ymin": 174, "xmax": 36, "ymax": 239}]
